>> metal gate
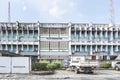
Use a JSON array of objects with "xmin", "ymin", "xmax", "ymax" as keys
[{"xmin": 0, "ymin": 57, "xmax": 31, "ymax": 73}]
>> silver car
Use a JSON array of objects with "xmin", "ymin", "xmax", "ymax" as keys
[{"xmin": 115, "ymin": 62, "xmax": 120, "ymax": 71}]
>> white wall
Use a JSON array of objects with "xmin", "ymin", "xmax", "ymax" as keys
[
  {"xmin": 11, "ymin": 57, "xmax": 30, "ymax": 73},
  {"xmin": 0, "ymin": 57, "xmax": 11, "ymax": 73}
]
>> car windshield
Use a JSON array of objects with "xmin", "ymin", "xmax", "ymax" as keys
[{"xmin": 116, "ymin": 62, "xmax": 120, "ymax": 64}]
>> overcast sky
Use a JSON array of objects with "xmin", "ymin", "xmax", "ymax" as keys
[{"xmin": 0, "ymin": 0, "xmax": 120, "ymax": 23}]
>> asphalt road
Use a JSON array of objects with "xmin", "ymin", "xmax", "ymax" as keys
[{"xmin": 0, "ymin": 70, "xmax": 120, "ymax": 80}]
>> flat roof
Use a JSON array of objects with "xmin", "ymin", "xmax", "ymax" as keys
[{"xmin": 0, "ymin": 50, "xmax": 22, "ymax": 57}]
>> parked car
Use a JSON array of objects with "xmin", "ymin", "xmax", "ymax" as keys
[{"xmin": 115, "ymin": 62, "xmax": 120, "ymax": 71}]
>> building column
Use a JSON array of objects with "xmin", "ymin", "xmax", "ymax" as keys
[
  {"xmin": 100, "ymin": 31, "xmax": 103, "ymax": 42},
  {"xmin": 111, "ymin": 31, "xmax": 113, "ymax": 41},
  {"xmin": 100, "ymin": 45, "xmax": 103, "ymax": 51},
  {"xmin": 116, "ymin": 30, "xmax": 118, "ymax": 40},
  {"xmin": 68, "ymin": 23, "xmax": 72, "ymax": 55},
  {"xmin": 116, "ymin": 45, "xmax": 118, "ymax": 51},
  {"xmin": 90, "ymin": 31, "xmax": 92, "ymax": 42},
  {"xmin": 111, "ymin": 45, "xmax": 113, "ymax": 55},
  {"xmin": 95, "ymin": 31, "xmax": 97, "ymax": 41},
  {"xmin": 75, "ymin": 27, "xmax": 76, "ymax": 42},
  {"xmin": 16, "ymin": 21, "xmax": 19, "ymax": 54},
  {"xmin": 80, "ymin": 45, "xmax": 82, "ymax": 52},
  {"xmin": 79, "ymin": 31, "xmax": 81, "ymax": 42},
  {"xmin": 37, "ymin": 22, "xmax": 40, "ymax": 59},
  {"xmin": 85, "ymin": 30, "xmax": 87, "ymax": 40},
  {"xmin": 75, "ymin": 45, "xmax": 76, "ymax": 52},
  {"xmin": 90, "ymin": 45, "xmax": 92, "ymax": 55}
]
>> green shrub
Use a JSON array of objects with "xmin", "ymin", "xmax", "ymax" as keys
[
  {"xmin": 34, "ymin": 60, "xmax": 61, "ymax": 71},
  {"xmin": 34, "ymin": 62, "xmax": 41, "ymax": 71},
  {"xmin": 47, "ymin": 63, "xmax": 55, "ymax": 71},
  {"xmin": 34, "ymin": 60, "xmax": 50, "ymax": 71},
  {"xmin": 100, "ymin": 62, "xmax": 112, "ymax": 68},
  {"xmin": 52, "ymin": 61, "xmax": 61, "ymax": 69}
]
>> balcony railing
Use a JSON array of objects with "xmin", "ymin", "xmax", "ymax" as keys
[{"xmin": 71, "ymin": 51, "xmax": 90, "ymax": 56}]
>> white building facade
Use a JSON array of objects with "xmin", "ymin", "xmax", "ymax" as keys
[{"xmin": 0, "ymin": 22, "xmax": 120, "ymax": 61}]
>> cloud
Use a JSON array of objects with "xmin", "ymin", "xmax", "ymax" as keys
[
  {"xmin": 25, "ymin": 0, "xmax": 77, "ymax": 18},
  {"xmin": 49, "ymin": 5, "xmax": 66, "ymax": 17},
  {"xmin": 23, "ymin": 6, "xmax": 27, "ymax": 11},
  {"xmin": 69, "ymin": 0, "xmax": 75, "ymax": 7}
]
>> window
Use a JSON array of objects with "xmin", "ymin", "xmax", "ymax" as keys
[
  {"xmin": 40, "ymin": 28, "xmax": 49, "ymax": 36},
  {"xmin": 61, "ymin": 28, "xmax": 67, "ymax": 34},
  {"xmin": 82, "ymin": 45, "xmax": 85, "ymax": 52},
  {"xmin": 2, "ymin": 30, "xmax": 6, "ymax": 37},
  {"xmin": 60, "ymin": 42, "xmax": 68, "ymax": 50},
  {"xmin": 103, "ymin": 56, "xmax": 107, "ymax": 60},
  {"xmin": 92, "ymin": 56, "xmax": 96, "ymax": 60},
  {"xmin": 23, "ymin": 45, "xmax": 27, "ymax": 51},
  {"xmin": 72, "ymin": 61, "xmax": 79, "ymax": 63},
  {"xmin": 18, "ymin": 30, "xmax": 22, "ymax": 36},
  {"xmin": 40, "ymin": 41, "xmax": 49, "ymax": 50},
  {"xmin": 18, "ymin": 45, "xmax": 22, "ymax": 51},
  {"xmin": 8, "ymin": 30, "xmax": 11, "ymax": 37},
  {"xmin": 81, "ymin": 31, "xmax": 85, "ymax": 38},
  {"xmin": 50, "ymin": 28, "xmax": 59, "ymax": 36},
  {"xmin": 8, "ymin": 45, "xmax": 11, "ymax": 51},
  {"xmin": 13, "ymin": 45, "xmax": 16, "ymax": 51},
  {"xmin": 2, "ymin": 45, "xmax": 6, "ymax": 50},
  {"xmin": 50, "ymin": 42, "xmax": 58, "ymax": 50},
  {"xmin": 29, "ymin": 30, "xmax": 33, "ymax": 37},
  {"xmin": 97, "ymin": 31, "xmax": 100, "ymax": 38},
  {"xmin": 110, "ymin": 56, "xmax": 117, "ymax": 60},
  {"xmin": 23, "ymin": 30, "xmax": 27, "ymax": 37},
  {"xmin": 34, "ymin": 30, "xmax": 38, "ymax": 37},
  {"xmin": 34, "ymin": 45, "xmax": 38, "ymax": 51},
  {"xmin": 71, "ymin": 45, "xmax": 75, "ymax": 52},
  {"xmin": 29, "ymin": 45, "xmax": 33, "ymax": 51},
  {"xmin": 103, "ymin": 31, "xmax": 106, "ymax": 38},
  {"xmin": 76, "ymin": 45, "xmax": 80, "ymax": 52}
]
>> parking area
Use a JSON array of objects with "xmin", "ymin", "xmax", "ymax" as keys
[{"xmin": 0, "ymin": 70, "xmax": 120, "ymax": 80}]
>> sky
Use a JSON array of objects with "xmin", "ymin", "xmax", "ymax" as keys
[{"xmin": 0, "ymin": 0, "xmax": 120, "ymax": 23}]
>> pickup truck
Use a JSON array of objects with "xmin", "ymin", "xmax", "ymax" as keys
[{"xmin": 69, "ymin": 56, "xmax": 99, "ymax": 74}]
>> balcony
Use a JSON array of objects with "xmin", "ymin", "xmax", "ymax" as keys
[
  {"xmin": 71, "ymin": 51, "xmax": 90, "ymax": 56},
  {"xmin": 113, "ymin": 51, "xmax": 120, "ymax": 55},
  {"xmin": 40, "ymin": 51, "xmax": 69, "ymax": 56},
  {"xmin": 20, "ymin": 51, "xmax": 38, "ymax": 56},
  {"xmin": 18, "ymin": 37, "xmax": 38, "ymax": 42},
  {"xmin": 40, "ymin": 36, "xmax": 69, "ymax": 41}
]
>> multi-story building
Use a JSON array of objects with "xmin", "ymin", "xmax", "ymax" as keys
[
  {"xmin": 0, "ymin": 22, "xmax": 120, "ymax": 61},
  {"xmin": 70, "ymin": 23, "xmax": 120, "ymax": 60},
  {"xmin": 0, "ymin": 22, "xmax": 70, "ymax": 62}
]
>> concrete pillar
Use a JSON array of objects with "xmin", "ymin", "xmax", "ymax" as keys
[
  {"xmin": 68, "ymin": 23, "xmax": 72, "ymax": 55},
  {"xmin": 100, "ymin": 31, "xmax": 103, "ymax": 42},
  {"xmin": 111, "ymin": 31, "xmax": 113, "ymax": 41},
  {"xmin": 111, "ymin": 46, "xmax": 113, "ymax": 55},
  {"xmin": 90, "ymin": 31, "xmax": 92, "ymax": 42},
  {"xmin": 90, "ymin": 45, "xmax": 92, "ymax": 55},
  {"xmin": 75, "ymin": 27, "xmax": 76, "ymax": 42}
]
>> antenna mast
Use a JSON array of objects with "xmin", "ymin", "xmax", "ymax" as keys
[
  {"xmin": 8, "ymin": 1, "xmax": 11, "ymax": 22},
  {"xmin": 110, "ymin": 0, "xmax": 114, "ymax": 25}
]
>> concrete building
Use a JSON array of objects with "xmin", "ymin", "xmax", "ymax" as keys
[
  {"xmin": 0, "ymin": 22, "xmax": 120, "ymax": 61},
  {"xmin": 0, "ymin": 22, "xmax": 70, "ymax": 62}
]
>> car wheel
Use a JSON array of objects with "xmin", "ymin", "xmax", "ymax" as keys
[
  {"xmin": 115, "ymin": 67, "xmax": 119, "ymax": 71},
  {"xmin": 75, "ymin": 69, "xmax": 79, "ymax": 74}
]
